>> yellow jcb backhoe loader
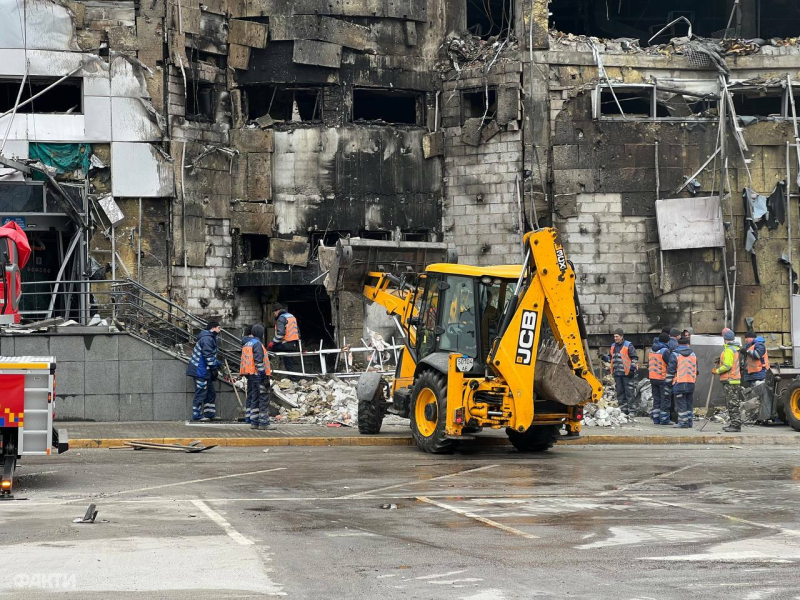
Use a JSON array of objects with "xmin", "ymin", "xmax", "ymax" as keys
[{"xmin": 328, "ymin": 228, "xmax": 603, "ymax": 453}]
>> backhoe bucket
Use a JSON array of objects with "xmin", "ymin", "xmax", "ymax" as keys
[
  {"xmin": 534, "ymin": 338, "xmax": 593, "ymax": 406},
  {"xmin": 324, "ymin": 238, "xmax": 456, "ymax": 293}
]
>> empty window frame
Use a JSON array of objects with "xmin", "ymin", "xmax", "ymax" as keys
[
  {"xmin": 0, "ymin": 77, "xmax": 82, "ymax": 114},
  {"xmin": 352, "ymin": 88, "xmax": 423, "ymax": 125},
  {"xmin": 461, "ymin": 88, "xmax": 497, "ymax": 125},
  {"xmin": 242, "ymin": 234, "xmax": 270, "ymax": 261},
  {"xmin": 730, "ymin": 87, "xmax": 787, "ymax": 118},
  {"xmin": 594, "ymin": 84, "xmax": 718, "ymax": 120},
  {"xmin": 246, "ymin": 85, "xmax": 322, "ymax": 122},
  {"xmin": 467, "ymin": 0, "xmax": 514, "ymax": 40}
]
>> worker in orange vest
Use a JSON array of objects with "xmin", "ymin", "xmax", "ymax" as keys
[
  {"xmin": 713, "ymin": 328, "xmax": 744, "ymax": 432},
  {"xmin": 605, "ymin": 328, "xmax": 638, "ymax": 417},
  {"xmin": 268, "ymin": 303, "xmax": 301, "ymax": 376},
  {"xmin": 648, "ymin": 332, "xmax": 672, "ymax": 425},
  {"xmin": 666, "ymin": 335, "xmax": 697, "ymax": 428},
  {"xmin": 241, "ymin": 323, "xmax": 274, "ymax": 430},
  {"xmin": 743, "ymin": 330, "xmax": 776, "ymax": 423}
]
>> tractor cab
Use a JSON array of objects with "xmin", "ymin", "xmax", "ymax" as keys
[{"xmin": 413, "ymin": 264, "xmax": 521, "ymax": 374}]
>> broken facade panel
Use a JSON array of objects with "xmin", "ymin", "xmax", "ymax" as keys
[{"xmin": 1, "ymin": 0, "xmax": 799, "ymax": 361}]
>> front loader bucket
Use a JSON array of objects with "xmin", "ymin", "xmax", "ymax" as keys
[
  {"xmin": 324, "ymin": 238, "xmax": 456, "ymax": 293},
  {"xmin": 535, "ymin": 338, "xmax": 593, "ymax": 406}
]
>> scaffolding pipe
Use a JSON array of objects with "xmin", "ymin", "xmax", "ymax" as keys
[
  {"xmin": 788, "ymin": 140, "xmax": 793, "ymax": 360},
  {"xmin": 0, "ymin": 68, "xmax": 28, "ymax": 155},
  {"xmin": 137, "ymin": 198, "xmax": 143, "ymax": 282}
]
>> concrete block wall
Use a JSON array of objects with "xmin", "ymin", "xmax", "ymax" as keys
[
  {"xmin": 1, "ymin": 333, "xmax": 239, "ymax": 422},
  {"xmin": 557, "ymin": 193, "xmax": 717, "ymax": 335},
  {"xmin": 442, "ymin": 62, "xmax": 525, "ymax": 266}
]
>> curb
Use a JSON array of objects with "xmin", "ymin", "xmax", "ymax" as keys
[{"xmin": 68, "ymin": 434, "xmax": 800, "ymax": 449}]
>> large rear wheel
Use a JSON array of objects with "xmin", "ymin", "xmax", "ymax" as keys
[
  {"xmin": 784, "ymin": 381, "xmax": 800, "ymax": 432},
  {"xmin": 506, "ymin": 425, "xmax": 560, "ymax": 452},
  {"xmin": 357, "ymin": 372, "xmax": 386, "ymax": 434},
  {"xmin": 410, "ymin": 370, "xmax": 456, "ymax": 454}
]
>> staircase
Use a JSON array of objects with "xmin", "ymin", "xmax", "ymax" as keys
[{"xmin": 111, "ymin": 279, "xmax": 243, "ymax": 373}]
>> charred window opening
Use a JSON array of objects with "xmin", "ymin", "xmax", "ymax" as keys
[
  {"xmin": 731, "ymin": 88, "xmax": 785, "ymax": 118},
  {"xmin": 352, "ymin": 89, "xmax": 422, "ymax": 125},
  {"xmin": 467, "ymin": 0, "xmax": 514, "ymax": 39},
  {"xmin": 358, "ymin": 230, "xmax": 391, "ymax": 240},
  {"xmin": 277, "ymin": 287, "xmax": 335, "ymax": 346},
  {"xmin": 246, "ymin": 85, "xmax": 322, "ymax": 122},
  {"xmin": 549, "ymin": 2, "xmax": 735, "ymax": 46},
  {"xmin": 462, "ymin": 88, "xmax": 497, "ymax": 125},
  {"xmin": 242, "ymin": 234, "xmax": 270, "ymax": 262},
  {"xmin": 402, "ymin": 230, "xmax": 429, "ymax": 242},
  {"xmin": 599, "ymin": 88, "xmax": 651, "ymax": 118},
  {"xmin": 0, "ymin": 77, "xmax": 82, "ymax": 114},
  {"xmin": 596, "ymin": 85, "xmax": 718, "ymax": 120},
  {"xmin": 186, "ymin": 82, "xmax": 215, "ymax": 122}
]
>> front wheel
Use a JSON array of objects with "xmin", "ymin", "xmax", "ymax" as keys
[
  {"xmin": 506, "ymin": 425, "xmax": 560, "ymax": 452},
  {"xmin": 410, "ymin": 370, "xmax": 456, "ymax": 454},
  {"xmin": 784, "ymin": 381, "xmax": 800, "ymax": 432}
]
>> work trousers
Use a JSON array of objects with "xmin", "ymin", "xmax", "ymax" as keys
[
  {"xmin": 674, "ymin": 389, "xmax": 694, "ymax": 427},
  {"xmin": 249, "ymin": 374, "xmax": 272, "ymax": 426},
  {"xmin": 273, "ymin": 340, "xmax": 300, "ymax": 375},
  {"xmin": 614, "ymin": 374, "xmax": 635, "ymax": 415},
  {"xmin": 245, "ymin": 374, "xmax": 258, "ymax": 423},
  {"xmin": 723, "ymin": 382, "xmax": 745, "ymax": 427},
  {"xmin": 650, "ymin": 380, "xmax": 672, "ymax": 424},
  {"xmin": 192, "ymin": 377, "xmax": 216, "ymax": 420}
]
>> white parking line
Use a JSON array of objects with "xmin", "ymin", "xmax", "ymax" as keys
[
  {"xmin": 417, "ymin": 496, "xmax": 539, "ymax": 539},
  {"xmin": 600, "ymin": 463, "xmax": 700, "ymax": 496},
  {"xmin": 191, "ymin": 499, "xmax": 254, "ymax": 546},
  {"xmin": 342, "ymin": 464, "xmax": 499, "ymax": 498}
]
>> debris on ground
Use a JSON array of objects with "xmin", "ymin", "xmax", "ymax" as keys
[
  {"xmin": 73, "ymin": 503, "xmax": 99, "ymax": 524},
  {"xmin": 582, "ymin": 403, "xmax": 632, "ymax": 427},
  {"xmin": 274, "ymin": 377, "xmax": 409, "ymax": 427},
  {"xmin": 124, "ymin": 440, "xmax": 216, "ymax": 453}
]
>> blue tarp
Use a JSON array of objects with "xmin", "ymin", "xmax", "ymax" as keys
[{"xmin": 28, "ymin": 143, "xmax": 91, "ymax": 178}]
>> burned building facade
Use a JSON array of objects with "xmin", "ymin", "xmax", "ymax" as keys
[{"xmin": 1, "ymin": 0, "xmax": 800, "ymax": 358}]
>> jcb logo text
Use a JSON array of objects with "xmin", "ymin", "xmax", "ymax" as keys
[{"xmin": 515, "ymin": 310, "xmax": 538, "ymax": 365}]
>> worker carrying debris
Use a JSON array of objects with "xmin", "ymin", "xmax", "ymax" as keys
[
  {"xmin": 648, "ymin": 332, "xmax": 673, "ymax": 425},
  {"xmin": 268, "ymin": 303, "xmax": 301, "ymax": 375},
  {"xmin": 666, "ymin": 335, "xmax": 698, "ymax": 429},
  {"xmin": 712, "ymin": 328, "xmax": 745, "ymax": 433},
  {"xmin": 605, "ymin": 329, "xmax": 638, "ymax": 417},
  {"xmin": 241, "ymin": 324, "xmax": 275, "ymax": 431},
  {"xmin": 743, "ymin": 330, "xmax": 777, "ymax": 424},
  {"xmin": 186, "ymin": 320, "xmax": 222, "ymax": 422}
]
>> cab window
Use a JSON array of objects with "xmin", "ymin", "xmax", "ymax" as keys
[{"xmin": 439, "ymin": 276, "xmax": 477, "ymax": 358}]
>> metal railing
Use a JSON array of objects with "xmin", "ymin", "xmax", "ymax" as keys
[{"xmin": 20, "ymin": 278, "xmax": 243, "ymax": 367}]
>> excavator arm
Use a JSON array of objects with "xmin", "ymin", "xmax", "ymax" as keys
[{"xmin": 487, "ymin": 228, "xmax": 602, "ymax": 431}]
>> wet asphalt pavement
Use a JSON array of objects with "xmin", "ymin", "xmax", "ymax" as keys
[{"xmin": 1, "ymin": 444, "xmax": 800, "ymax": 599}]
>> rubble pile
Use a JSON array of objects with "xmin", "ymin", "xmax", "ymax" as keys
[
  {"xmin": 439, "ymin": 34, "xmax": 519, "ymax": 72},
  {"xmin": 274, "ymin": 378, "xmax": 360, "ymax": 426},
  {"xmin": 273, "ymin": 377, "xmax": 409, "ymax": 427},
  {"xmin": 582, "ymin": 402, "xmax": 632, "ymax": 427}
]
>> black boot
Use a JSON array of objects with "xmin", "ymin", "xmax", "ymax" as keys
[{"xmin": 723, "ymin": 424, "xmax": 741, "ymax": 432}]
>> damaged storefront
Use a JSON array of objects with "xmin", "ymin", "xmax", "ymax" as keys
[{"xmin": 1, "ymin": 0, "xmax": 800, "ymax": 366}]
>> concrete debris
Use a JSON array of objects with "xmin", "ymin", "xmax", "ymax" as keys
[
  {"xmin": 441, "ymin": 34, "xmax": 518, "ymax": 72},
  {"xmin": 582, "ymin": 403, "xmax": 632, "ymax": 427},
  {"xmin": 274, "ymin": 377, "xmax": 407, "ymax": 427}
]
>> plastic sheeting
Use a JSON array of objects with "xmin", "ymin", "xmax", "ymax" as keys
[{"xmin": 29, "ymin": 142, "xmax": 91, "ymax": 176}]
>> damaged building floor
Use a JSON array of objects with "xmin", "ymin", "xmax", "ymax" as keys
[{"xmin": 3, "ymin": 446, "xmax": 800, "ymax": 599}]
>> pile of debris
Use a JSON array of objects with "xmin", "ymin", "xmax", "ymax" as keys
[
  {"xmin": 583, "ymin": 402, "xmax": 632, "ymax": 427},
  {"xmin": 272, "ymin": 377, "xmax": 408, "ymax": 428},
  {"xmin": 439, "ymin": 34, "xmax": 519, "ymax": 73}
]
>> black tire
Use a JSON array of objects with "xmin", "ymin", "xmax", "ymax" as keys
[
  {"xmin": 410, "ymin": 370, "xmax": 456, "ymax": 454},
  {"xmin": 506, "ymin": 425, "xmax": 560, "ymax": 452},
  {"xmin": 784, "ymin": 381, "xmax": 800, "ymax": 432},
  {"xmin": 357, "ymin": 372, "xmax": 385, "ymax": 434}
]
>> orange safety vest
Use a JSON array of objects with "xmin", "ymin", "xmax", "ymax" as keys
[
  {"xmin": 675, "ymin": 353, "xmax": 698, "ymax": 385},
  {"xmin": 719, "ymin": 347, "xmax": 741, "ymax": 382},
  {"xmin": 240, "ymin": 339, "xmax": 271, "ymax": 375},
  {"xmin": 746, "ymin": 348, "xmax": 770, "ymax": 374},
  {"xmin": 610, "ymin": 342, "xmax": 632, "ymax": 376},
  {"xmin": 283, "ymin": 313, "xmax": 300, "ymax": 342},
  {"xmin": 648, "ymin": 350, "xmax": 667, "ymax": 381}
]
